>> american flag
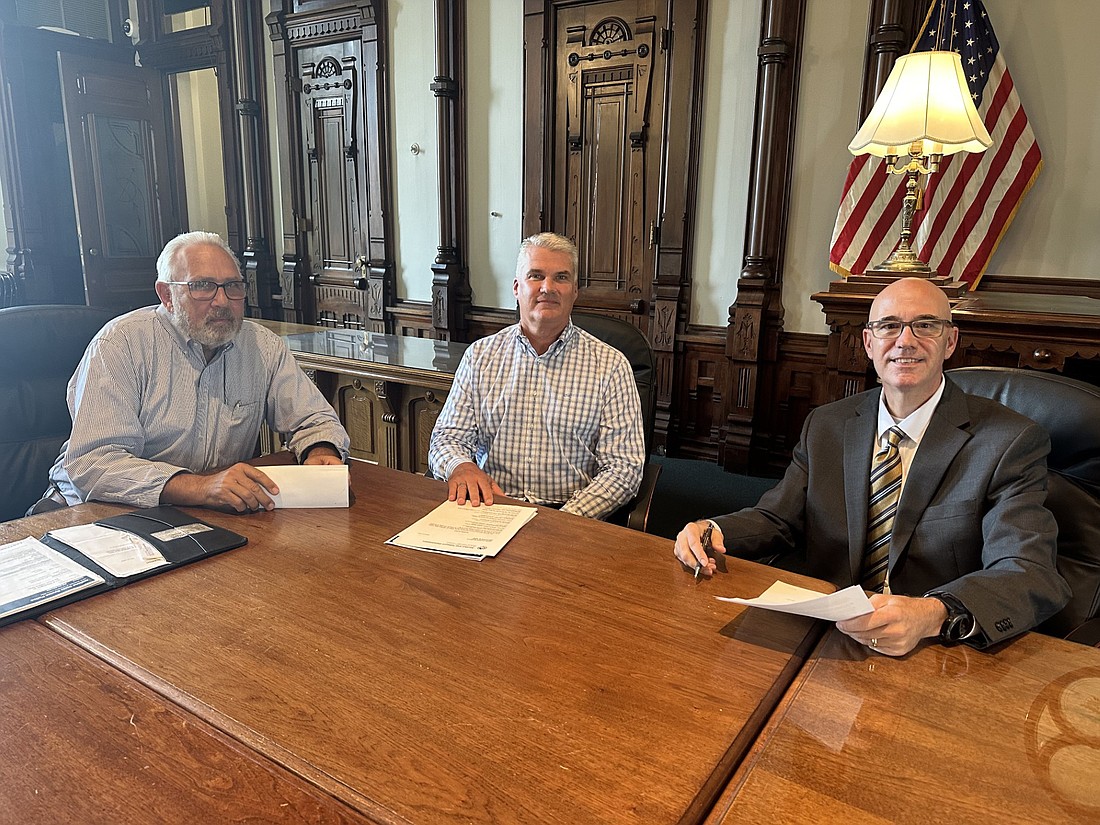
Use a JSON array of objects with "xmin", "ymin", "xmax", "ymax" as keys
[{"xmin": 829, "ymin": 0, "xmax": 1042, "ymax": 289}]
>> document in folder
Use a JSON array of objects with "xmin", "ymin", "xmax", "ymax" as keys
[{"xmin": 386, "ymin": 500, "xmax": 537, "ymax": 560}]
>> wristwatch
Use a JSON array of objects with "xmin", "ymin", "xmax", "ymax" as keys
[{"xmin": 928, "ymin": 591, "xmax": 975, "ymax": 644}]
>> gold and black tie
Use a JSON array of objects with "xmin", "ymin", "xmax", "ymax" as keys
[{"xmin": 862, "ymin": 426, "xmax": 905, "ymax": 592}]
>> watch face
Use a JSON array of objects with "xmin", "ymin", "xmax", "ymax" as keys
[{"xmin": 945, "ymin": 611, "xmax": 974, "ymax": 642}]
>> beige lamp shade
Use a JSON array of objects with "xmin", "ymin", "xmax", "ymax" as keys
[{"xmin": 849, "ymin": 50, "xmax": 992, "ymax": 158}]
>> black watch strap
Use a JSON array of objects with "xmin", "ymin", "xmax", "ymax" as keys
[{"xmin": 928, "ymin": 591, "xmax": 975, "ymax": 644}]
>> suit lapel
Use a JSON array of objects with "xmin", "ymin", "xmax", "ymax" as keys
[
  {"xmin": 844, "ymin": 390, "xmax": 880, "ymax": 585},
  {"xmin": 890, "ymin": 380, "xmax": 973, "ymax": 571}
]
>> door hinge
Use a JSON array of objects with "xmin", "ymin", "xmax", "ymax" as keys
[
  {"xmin": 660, "ymin": 28, "xmax": 671, "ymax": 52},
  {"xmin": 649, "ymin": 221, "xmax": 661, "ymax": 248}
]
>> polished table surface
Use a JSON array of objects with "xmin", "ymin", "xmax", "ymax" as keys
[
  {"xmin": 0, "ymin": 621, "xmax": 368, "ymax": 823},
  {"xmin": 707, "ymin": 627, "xmax": 1100, "ymax": 824},
  {"xmin": 13, "ymin": 462, "xmax": 831, "ymax": 824},
  {"xmin": 255, "ymin": 319, "xmax": 468, "ymax": 390}
]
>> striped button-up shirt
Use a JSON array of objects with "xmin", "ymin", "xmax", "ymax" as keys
[
  {"xmin": 428, "ymin": 323, "xmax": 645, "ymax": 520},
  {"xmin": 49, "ymin": 306, "xmax": 349, "ymax": 506}
]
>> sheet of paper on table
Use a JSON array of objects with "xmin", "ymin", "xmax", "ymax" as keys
[
  {"xmin": 260, "ymin": 465, "xmax": 350, "ymax": 508},
  {"xmin": 717, "ymin": 581, "xmax": 874, "ymax": 622},
  {"xmin": 386, "ymin": 500, "xmax": 538, "ymax": 560}
]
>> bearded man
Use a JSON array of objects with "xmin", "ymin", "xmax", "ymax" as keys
[{"xmin": 39, "ymin": 231, "xmax": 349, "ymax": 513}]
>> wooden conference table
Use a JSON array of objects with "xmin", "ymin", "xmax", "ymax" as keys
[
  {"xmin": 2, "ymin": 461, "xmax": 830, "ymax": 824},
  {"xmin": 707, "ymin": 624, "xmax": 1100, "ymax": 824}
]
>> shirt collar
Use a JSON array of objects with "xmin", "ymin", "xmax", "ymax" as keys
[
  {"xmin": 513, "ymin": 320, "xmax": 576, "ymax": 358},
  {"xmin": 876, "ymin": 376, "xmax": 946, "ymax": 447}
]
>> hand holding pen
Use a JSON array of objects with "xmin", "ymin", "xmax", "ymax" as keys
[{"xmin": 673, "ymin": 519, "xmax": 727, "ymax": 578}]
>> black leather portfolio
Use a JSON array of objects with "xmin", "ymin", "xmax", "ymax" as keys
[{"xmin": 0, "ymin": 506, "xmax": 247, "ymax": 626}]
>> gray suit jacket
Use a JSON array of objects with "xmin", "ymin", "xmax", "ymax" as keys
[{"xmin": 714, "ymin": 378, "xmax": 1070, "ymax": 647}]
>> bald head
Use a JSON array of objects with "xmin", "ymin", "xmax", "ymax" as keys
[
  {"xmin": 863, "ymin": 277, "xmax": 959, "ymax": 418},
  {"xmin": 869, "ymin": 277, "xmax": 952, "ymax": 323}
]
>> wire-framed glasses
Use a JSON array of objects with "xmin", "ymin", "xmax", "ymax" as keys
[{"xmin": 865, "ymin": 318, "xmax": 953, "ymax": 339}]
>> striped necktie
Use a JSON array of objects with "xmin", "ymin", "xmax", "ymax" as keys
[{"xmin": 862, "ymin": 426, "xmax": 905, "ymax": 592}]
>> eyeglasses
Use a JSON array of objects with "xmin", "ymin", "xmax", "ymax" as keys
[
  {"xmin": 865, "ymin": 318, "xmax": 953, "ymax": 339},
  {"xmin": 164, "ymin": 279, "xmax": 247, "ymax": 301}
]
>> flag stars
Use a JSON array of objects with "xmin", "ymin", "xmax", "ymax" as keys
[{"xmin": 967, "ymin": 38, "xmax": 975, "ymax": 46}]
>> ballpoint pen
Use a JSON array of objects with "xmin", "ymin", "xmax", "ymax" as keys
[{"xmin": 694, "ymin": 522, "xmax": 714, "ymax": 581}]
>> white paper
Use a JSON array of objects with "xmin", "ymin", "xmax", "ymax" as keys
[
  {"xmin": 386, "ymin": 500, "xmax": 538, "ymax": 560},
  {"xmin": 47, "ymin": 524, "xmax": 167, "ymax": 577},
  {"xmin": 260, "ymin": 465, "xmax": 350, "ymax": 508},
  {"xmin": 0, "ymin": 537, "xmax": 105, "ymax": 619},
  {"xmin": 717, "ymin": 582, "xmax": 874, "ymax": 622}
]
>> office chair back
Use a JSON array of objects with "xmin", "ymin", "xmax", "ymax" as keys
[
  {"xmin": 0, "ymin": 304, "xmax": 115, "ymax": 522},
  {"xmin": 571, "ymin": 312, "xmax": 656, "ymax": 456},
  {"xmin": 947, "ymin": 367, "xmax": 1100, "ymax": 638},
  {"xmin": 570, "ymin": 313, "xmax": 660, "ymax": 530}
]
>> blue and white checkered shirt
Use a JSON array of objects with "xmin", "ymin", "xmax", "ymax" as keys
[{"xmin": 428, "ymin": 322, "xmax": 645, "ymax": 519}]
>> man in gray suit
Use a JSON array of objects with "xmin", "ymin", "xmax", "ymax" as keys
[{"xmin": 675, "ymin": 277, "xmax": 1069, "ymax": 656}]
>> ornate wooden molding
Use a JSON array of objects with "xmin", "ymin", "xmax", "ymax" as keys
[{"xmin": 430, "ymin": 0, "xmax": 470, "ymax": 341}]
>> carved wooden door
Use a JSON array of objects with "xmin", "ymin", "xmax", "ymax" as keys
[
  {"xmin": 296, "ymin": 44, "xmax": 370, "ymax": 329},
  {"xmin": 58, "ymin": 54, "xmax": 177, "ymax": 313},
  {"xmin": 553, "ymin": 1, "xmax": 664, "ymax": 332}
]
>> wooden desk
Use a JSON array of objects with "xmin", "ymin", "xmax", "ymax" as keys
[
  {"xmin": 16, "ymin": 462, "xmax": 829, "ymax": 824},
  {"xmin": 708, "ymin": 628, "xmax": 1100, "ymax": 824},
  {"xmin": 0, "ymin": 622, "xmax": 367, "ymax": 823},
  {"xmin": 255, "ymin": 320, "xmax": 467, "ymax": 472}
]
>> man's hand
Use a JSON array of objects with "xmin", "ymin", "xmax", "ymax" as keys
[
  {"xmin": 673, "ymin": 520, "xmax": 727, "ymax": 577},
  {"xmin": 836, "ymin": 593, "xmax": 948, "ymax": 656},
  {"xmin": 161, "ymin": 463, "xmax": 280, "ymax": 513},
  {"xmin": 447, "ymin": 461, "xmax": 504, "ymax": 507},
  {"xmin": 302, "ymin": 445, "xmax": 343, "ymax": 465}
]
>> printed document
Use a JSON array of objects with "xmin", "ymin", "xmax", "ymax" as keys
[
  {"xmin": 387, "ymin": 500, "xmax": 537, "ymax": 560},
  {"xmin": 46, "ymin": 524, "xmax": 167, "ymax": 577},
  {"xmin": 718, "ymin": 582, "xmax": 874, "ymax": 622},
  {"xmin": 0, "ymin": 537, "xmax": 105, "ymax": 619}
]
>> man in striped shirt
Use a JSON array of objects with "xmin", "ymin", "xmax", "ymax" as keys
[
  {"xmin": 428, "ymin": 233, "xmax": 645, "ymax": 520},
  {"xmin": 41, "ymin": 232, "xmax": 349, "ymax": 513}
]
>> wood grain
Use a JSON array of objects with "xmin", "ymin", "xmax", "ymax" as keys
[
  {"xmin": 0, "ymin": 622, "xmax": 368, "ymax": 823},
  {"xmin": 707, "ymin": 628, "xmax": 1100, "ymax": 824},
  {"xmin": 17, "ymin": 462, "xmax": 831, "ymax": 824}
]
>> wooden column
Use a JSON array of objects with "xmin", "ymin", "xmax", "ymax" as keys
[
  {"xmin": 264, "ymin": 3, "xmax": 304, "ymax": 322},
  {"xmin": 720, "ymin": 0, "xmax": 806, "ymax": 473},
  {"xmin": 230, "ymin": 0, "xmax": 275, "ymax": 316},
  {"xmin": 430, "ymin": 0, "xmax": 471, "ymax": 342}
]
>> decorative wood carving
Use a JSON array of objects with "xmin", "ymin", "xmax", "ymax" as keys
[
  {"xmin": 266, "ymin": 2, "xmax": 394, "ymax": 330},
  {"xmin": 523, "ymin": 0, "xmax": 706, "ymax": 451}
]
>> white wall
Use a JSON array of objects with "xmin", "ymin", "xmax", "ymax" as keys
[
  {"xmin": 465, "ymin": 0, "xmax": 523, "ymax": 309},
  {"xmin": 782, "ymin": 0, "xmax": 867, "ymax": 334},
  {"xmin": 690, "ymin": 0, "xmax": 761, "ymax": 327},
  {"xmin": 262, "ymin": 0, "xmax": 1100, "ymax": 326},
  {"xmin": 783, "ymin": 0, "xmax": 1100, "ymax": 333},
  {"xmin": 388, "ymin": 0, "xmax": 441, "ymax": 303}
]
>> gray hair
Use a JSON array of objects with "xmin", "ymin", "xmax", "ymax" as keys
[
  {"xmin": 515, "ymin": 232, "xmax": 578, "ymax": 282},
  {"xmin": 156, "ymin": 231, "xmax": 240, "ymax": 282}
]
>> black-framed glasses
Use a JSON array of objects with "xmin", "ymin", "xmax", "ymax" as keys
[
  {"xmin": 865, "ymin": 318, "xmax": 953, "ymax": 339},
  {"xmin": 164, "ymin": 279, "xmax": 247, "ymax": 301}
]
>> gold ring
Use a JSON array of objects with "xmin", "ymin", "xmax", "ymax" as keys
[{"xmin": 870, "ymin": 638, "xmax": 879, "ymax": 648}]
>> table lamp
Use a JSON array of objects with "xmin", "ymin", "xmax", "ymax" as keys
[{"xmin": 849, "ymin": 50, "xmax": 992, "ymax": 277}]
